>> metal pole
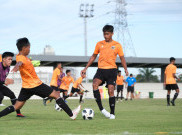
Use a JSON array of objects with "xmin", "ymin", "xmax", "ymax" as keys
[{"xmin": 84, "ymin": 17, "xmax": 87, "ymax": 56}]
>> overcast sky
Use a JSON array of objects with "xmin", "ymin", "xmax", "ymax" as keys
[{"xmin": 1, "ymin": 0, "xmax": 182, "ymax": 78}]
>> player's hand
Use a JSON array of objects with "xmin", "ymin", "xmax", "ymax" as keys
[
  {"xmin": 125, "ymin": 70, "xmax": 129, "ymax": 76},
  {"xmin": 5, "ymin": 78, "xmax": 14, "ymax": 86},
  {"xmin": 177, "ymin": 78, "xmax": 180, "ymax": 81},
  {"xmin": 81, "ymin": 68, "xmax": 87, "ymax": 77}
]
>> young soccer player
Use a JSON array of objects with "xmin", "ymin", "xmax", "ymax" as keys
[
  {"xmin": 0, "ymin": 38, "xmax": 80, "ymax": 119},
  {"xmin": 58, "ymin": 67, "xmax": 65, "ymax": 87},
  {"xmin": 81, "ymin": 25, "xmax": 128, "ymax": 119},
  {"xmin": 59, "ymin": 70, "xmax": 74, "ymax": 100},
  {"xmin": 164, "ymin": 57, "xmax": 180, "ymax": 106},
  {"xmin": 64, "ymin": 74, "xmax": 86, "ymax": 103},
  {"xmin": 116, "ymin": 70, "xmax": 125, "ymax": 102},
  {"xmin": 125, "ymin": 74, "xmax": 136, "ymax": 101},
  {"xmin": 43, "ymin": 63, "xmax": 63, "ymax": 105},
  {"xmin": 0, "ymin": 55, "xmax": 5, "ymax": 106},
  {"xmin": 0, "ymin": 52, "xmax": 24, "ymax": 117}
]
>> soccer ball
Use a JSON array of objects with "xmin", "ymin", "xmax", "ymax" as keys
[
  {"xmin": 82, "ymin": 108, "xmax": 94, "ymax": 120},
  {"xmin": 54, "ymin": 104, "xmax": 62, "ymax": 111}
]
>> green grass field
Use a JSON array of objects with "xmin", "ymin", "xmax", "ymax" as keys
[{"xmin": 0, "ymin": 99, "xmax": 182, "ymax": 135}]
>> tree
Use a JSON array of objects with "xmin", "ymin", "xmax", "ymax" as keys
[{"xmin": 136, "ymin": 68, "xmax": 160, "ymax": 82}]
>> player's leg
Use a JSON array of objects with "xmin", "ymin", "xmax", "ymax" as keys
[
  {"xmin": 126, "ymin": 87, "xmax": 129, "ymax": 100},
  {"xmin": 64, "ymin": 87, "xmax": 75, "ymax": 100},
  {"xmin": 108, "ymin": 84, "xmax": 116, "ymax": 119},
  {"xmin": 78, "ymin": 90, "xmax": 83, "ymax": 103},
  {"xmin": 0, "ymin": 91, "xmax": 5, "ymax": 106},
  {"xmin": 121, "ymin": 90, "xmax": 123, "ymax": 100},
  {"xmin": 43, "ymin": 86, "xmax": 58, "ymax": 106},
  {"xmin": 93, "ymin": 78, "xmax": 104, "ymax": 111},
  {"xmin": 171, "ymin": 85, "xmax": 180, "ymax": 106},
  {"xmin": 1, "ymin": 86, "xmax": 24, "ymax": 117},
  {"xmin": 131, "ymin": 88, "xmax": 134, "ymax": 100},
  {"xmin": 167, "ymin": 90, "xmax": 171, "ymax": 106},
  {"xmin": 116, "ymin": 87, "xmax": 120, "ymax": 101}
]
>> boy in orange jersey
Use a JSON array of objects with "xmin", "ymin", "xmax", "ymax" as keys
[
  {"xmin": 64, "ymin": 74, "xmax": 86, "ymax": 103},
  {"xmin": 0, "ymin": 38, "xmax": 81, "ymax": 120},
  {"xmin": 116, "ymin": 70, "xmax": 125, "ymax": 102},
  {"xmin": 164, "ymin": 57, "xmax": 180, "ymax": 106},
  {"xmin": 59, "ymin": 70, "xmax": 74, "ymax": 100},
  {"xmin": 81, "ymin": 25, "xmax": 128, "ymax": 119},
  {"xmin": 43, "ymin": 63, "xmax": 63, "ymax": 105}
]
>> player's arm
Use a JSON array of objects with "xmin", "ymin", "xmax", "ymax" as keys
[
  {"xmin": 173, "ymin": 73, "xmax": 180, "ymax": 81},
  {"xmin": 81, "ymin": 53, "xmax": 98, "ymax": 76},
  {"xmin": 119, "ymin": 56, "xmax": 128, "ymax": 76},
  {"xmin": 80, "ymin": 83, "xmax": 85, "ymax": 89},
  {"xmin": 58, "ymin": 75, "xmax": 62, "ymax": 81},
  {"xmin": 11, "ymin": 61, "xmax": 23, "ymax": 73},
  {"xmin": 4, "ymin": 78, "xmax": 14, "ymax": 86}
]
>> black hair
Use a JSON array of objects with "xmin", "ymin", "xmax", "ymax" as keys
[
  {"xmin": 130, "ymin": 74, "xmax": 133, "ymax": 76},
  {"xmin": 16, "ymin": 37, "xmax": 30, "ymax": 51},
  {"xmin": 2, "ymin": 52, "xmax": 14, "ymax": 58},
  {"xmin": 170, "ymin": 57, "xmax": 175, "ymax": 62},
  {"xmin": 66, "ymin": 70, "xmax": 71, "ymax": 74},
  {"xmin": 118, "ymin": 70, "xmax": 121, "ymax": 73},
  {"xmin": 102, "ymin": 25, "xmax": 114, "ymax": 33}
]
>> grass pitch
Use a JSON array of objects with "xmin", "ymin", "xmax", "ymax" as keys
[{"xmin": 0, "ymin": 99, "xmax": 182, "ymax": 135}]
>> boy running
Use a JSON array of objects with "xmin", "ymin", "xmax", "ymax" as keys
[
  {"xmin": 59, "ymin": 70, "xmax": 74, "ymax": 100},
  {"xmin": 164, "ymin": 57, "xmax": 180, "ymax": 106},
  {"xmin": 116, "ymin": 70, "xmax": 125, "ymax": 102},
  {"xmin": 64, "ymin": 74, "xmax": 86, "ymax": 103},
  {"xmin": 81, "ymin": 25, "xmax": 128, "ymax": 119},
  {"xmin": 0, "ymin": 52, "xmax": 24, "ymax": 117},
  {"xmin": 0, "ymin": 38, "xmax": 80, "ymax": 119}
]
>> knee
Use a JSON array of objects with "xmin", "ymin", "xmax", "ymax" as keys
[
  {"xmin": 9, "ymin": 92, "xmax": 16, "ymax": 99},
  {"xmin": 93, "ymin": 82, "xmax": 99, "ymax": 90}
]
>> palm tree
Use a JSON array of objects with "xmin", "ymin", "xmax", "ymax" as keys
[{"xmin": 136, "ymin": 68, "xmax": 159, "ymax": 82}]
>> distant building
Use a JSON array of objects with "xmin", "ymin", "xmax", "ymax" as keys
[{"xmin": 44, "ymin": 45, "xmax": 55, "ymax": 55}]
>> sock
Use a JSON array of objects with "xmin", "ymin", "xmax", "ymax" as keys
[
  {"xmin": 56, "ymin": 98, "xmax": 73, "ymax": 117},
  {"xmin": 11, "ymin": 99, "xmax": 21, "ymax": 114},
  {"xmin": 80, "ymin": 95, "xmax": 83, "ymax": 102},
  {"xmin": 93, "ymin": 90, "xmax": 103, "ymax": 111},
  {"xmin": 64, "ymin": 95, "xmax": 69, "ymax": 100},
  {"xmin": 167, "ymin": 95, "xmax": 170, "ymax": 104},
  {"xmin": 121, "ymin": 92, "xmax": 123, "ymax": 99},
  {"xmin": 116, "ymin": 94, "xmax": 119, "ymax": 101},
  {"xmin": 109, "ymin": 96, "xmax": 116, "ymax": 115},
  {"xmin": 0, "ymin": 105, "xmax": 15, "ymax": 117},
  {"xmin": 172, "ymin": 93, "xmax": 178, "ymax": 102}
]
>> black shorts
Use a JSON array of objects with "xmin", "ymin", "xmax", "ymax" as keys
[
  {"xmin": 127, "ymin": 86, "xmax": 134, "ymax": 93},
  {"xmin": 51, "ymin": 86, "xmax": 59, "ymax": 91},
  {"xmin": 166, "ymin": 84, "xmax": 179, "ymax": 91},
  {"xmin": 59, "ymin": 88, "xmax": 67, "ymax": 92},
  {"xmin": 117, "ymin": 85, "xmax": 123, "ymax": 92},
  {"xmin": 71, "ymin": 87, "xmax": 80, "ymax": 94},
  {"xmin": 0, "ymin": 85, "xmax": 16, "ymax": 99},
  {"xmin": 93, "ymin": 68, "xmax": 117, "ymax": 86},
  {"xmin": 18, "ymin": 83, "xmax": 53, "ymax": 101}
]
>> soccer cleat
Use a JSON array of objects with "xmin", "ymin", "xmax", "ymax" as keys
[
  {"xmin": 79, "ymin": 100, "xmax": 84, "ymax": 104},
  {"xmin": 167, "ymin": 103, "xmax": 170, "ymax": 106},
  {"xmin": 70, "ymin": 105, "xmax": 81, "ymax": 120},
  {"xmin": 125, "ymin": 98, "xmax": 128, "ymax": 101},
  {"xmin": 101, "ymin": 109, "xmax": 110, "ymax": 118},
  {"xmin": 16, "ymin": 114, "xmax": 25, "ymax": 118},
  {"xmin": 171, "ymin": 101, "xmax": 175, "ymax": 106},
  {"xmin": 0, "ymin": 104, "xmax": 6, "ymax": 106},
  {"xmin": 109, "ymin": 114, "xmax": 115, "ymax": 119}
]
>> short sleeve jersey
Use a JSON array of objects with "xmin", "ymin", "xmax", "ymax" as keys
[
  {"xmin": 94, "ymin": 40, "xmax": 124, "ymax": 69},
  {"xmin": 59, "ymin": 76, "xmax": 74, "ymax": 90},
  {"xmin": 50, "ymin": 68, "xmax": 60, "ymax": 87},
  {"xmin": 73, "ymin": 77, "xmax": 83, "ymax": 89},
  {"xmin": 16, "ymin": 54, "xmax": 42, "ymax": 88},
  {"xmin": 116, "ymin": 75, "xmax": 124, "ymax": 85},
  {"xmin": 165, "ymin": 64, "xmax": 177, "ymax": 84}
]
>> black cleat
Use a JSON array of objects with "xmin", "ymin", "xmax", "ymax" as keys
[
  {"xmin": 171, "ymin": 101, "xmax": 175, "ymax": 106},
  {"xmin": 167, "ymin": 103, "xmax": 170, "ymax": 106},
  {"xmin": 125, "ymin": 98, "xmax": 128, "ymax": 101},
  {"xmin": 43, "ymin": 98, "xmax": 47, "ymax": 106}
]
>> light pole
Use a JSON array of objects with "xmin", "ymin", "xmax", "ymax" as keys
[{"xmin": 79, "ymin": 3, "xmax": 94, "ymax": 56}]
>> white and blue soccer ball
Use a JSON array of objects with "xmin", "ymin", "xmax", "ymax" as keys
[
  {"xmin": 82, "ymin": 108, "xmax": 94, "ymax": 120},
  {"xmin": 54, "ymin": 104, "xmax": 62, "ymax": 111}
]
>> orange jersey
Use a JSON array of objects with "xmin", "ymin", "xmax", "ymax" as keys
[
  {"xmin": 116, "ymin": 75, "xmax": 124, "ymax": 85},
  {"xmin": 16, "ymin": 54, "xmax": 42, "ymax": 88},
  {"xmin": 50, "ymin": 68, "xmax": 60, "ymax": 87},
  {"xmin": 59, "ymin": 76, "xmax": 74, "ymax": 90},
  {"xmin": 165, "ymin": 64, "xmax": 177, "ymax": 84},
  {"xmin": 94, "ymin": 40, "xmax": 124, "ymax": 69},
  {"xmin": 73, "ymin": 77, "xmax": 83, "ymax": 89},
  {"xmin": 0, "ymin": 55, "xmax": 2, "ymax": 62}
]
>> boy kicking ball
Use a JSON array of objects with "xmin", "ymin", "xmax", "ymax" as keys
[{"xmin": 0, "ymin": 37, "xmax": 81, "ymax": 120}]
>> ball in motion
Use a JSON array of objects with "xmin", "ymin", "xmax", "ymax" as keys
[
  {"xmin": 82, "ymin": 108, "xmax": 94, "ymax": 120},
  {"xmin": 55, "ymin": 104, "xmax": 62, "ymax": 111}
]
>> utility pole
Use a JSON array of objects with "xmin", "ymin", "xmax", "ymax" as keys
[
  {"xmin": 108, "ymin": 0, "xmax": 136, "ymax": 57},
  {"xmin": 79, "ymin": 3, "xmax": 94, "ymax": 56}
]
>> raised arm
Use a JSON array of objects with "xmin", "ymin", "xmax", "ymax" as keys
[
  {"xmin": 11, "ymin": 61, "xmax": 23, "ymax": 73},
  {"xmin": 119, "ymin": 56, "xmax": 128, "ymax": 76},
  {"xmin": 81, "ymin": 54, "xmax": 98, "ymax": 76}
]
